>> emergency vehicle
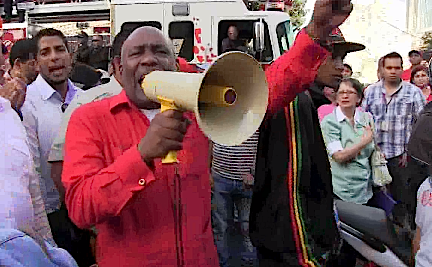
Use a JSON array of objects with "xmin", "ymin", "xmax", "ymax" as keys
[
  {"xmin": 4, "ymin": 0, "xmax": 294, "ymax": 67},
  {"xmin": 110, "ymin": 0, "xmax": 295, "ymax": 66}
]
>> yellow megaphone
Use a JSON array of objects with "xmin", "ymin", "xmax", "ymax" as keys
[{"xmin": 141, "ymin": 52, "xmax": 268, "ymax": 164}]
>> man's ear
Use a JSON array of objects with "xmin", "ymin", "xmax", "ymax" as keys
[
  {"xmin": 118, "ymin": 58, "xmax": 123, "ymax": 76},
  {"xmin": 13, "ymin": 58, "xmax": 21, "ymax": 69},
  {"xmin": 112, "ymin": 56, "xmax": 121, "ymax": 69},
  {"xmin": 112, "ymin": 56, "xmax": 122, "ymax": 76}
]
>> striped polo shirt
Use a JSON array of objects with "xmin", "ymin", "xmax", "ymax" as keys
[{"xmin": 211, "ymin": 130, "xmax": 259, "ymax": 180}]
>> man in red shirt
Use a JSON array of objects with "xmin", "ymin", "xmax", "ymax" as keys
[
  {"xmin": 402, "ymin": 50, "xmax": 422, "ymax": 80},
  {"xmin": 62, "ymin": 1, "xmax": 352, "ymax": 266}
]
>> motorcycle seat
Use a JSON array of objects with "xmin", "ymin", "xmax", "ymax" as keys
[{"xmin": 335, "ymin": 200, "xmax": 398, "ymax": 247}]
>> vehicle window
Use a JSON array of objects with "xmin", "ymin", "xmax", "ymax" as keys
[
  {"xmin": 168, "ymin": 21, "xmax": 194, "ymax": 61},
  {"xmin": 276, "ymin": 20, "xmax": 291, "ymax": 55},
  {"xmin": 121, "ymin": 21, "xmax": 162, "ymax": 33},
  {"xmin": 218, "ymin": 20, "xmax": 273, "ymax": 63}
]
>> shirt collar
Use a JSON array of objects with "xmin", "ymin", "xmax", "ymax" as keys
[
  {"xmin": 380, "ymin": 79, "xmax": 404, "ymax": 96},
  {"xmin": 335, "ymin": 106, "xmax": 362, "ymax": 124},
  {"xmin": 64, "ymin": 83, "xmax": 78, "ymax": 104},
  {"xmin": 109, "ymin": 89, "xmax": 132, "ymax": 111},
  {"xmin": 33, "ymin": 74, "xmax": 77, "ymax": 101}
]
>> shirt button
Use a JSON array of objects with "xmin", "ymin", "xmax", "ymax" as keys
[{"xmin": 138, "ymin": 179, "xmax": 146, "ymax": 186}]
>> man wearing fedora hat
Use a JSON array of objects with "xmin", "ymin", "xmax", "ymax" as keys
[{"xmin": 250, "ymin": 1, "xmax": 366, "ymax": 266}]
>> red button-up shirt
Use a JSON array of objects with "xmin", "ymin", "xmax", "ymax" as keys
[
  {"xmin": 402, "ymin": 68, "xmax": 411, "ymax": 81},
  {"xmin": 62, "ymin": 29, "xmax": 328, "ymax": 267}
]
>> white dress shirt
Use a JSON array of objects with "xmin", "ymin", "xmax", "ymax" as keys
[
  {"xmin": 0, "ymin": 96, "xmax": 35, "ymax": 229},
  {"xmin": 0, "ymin": 96, "xmax": 56, "ymax": 245},
  {"xmin": 48, "ymin": 77, "xmax": 122, "ymax": 162},
  {"xmin": 21, "ymin": 75, "xmax": 81, "ymax": 213}
]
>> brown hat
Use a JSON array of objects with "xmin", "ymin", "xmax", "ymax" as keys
[{"xmin": 326, "ymin": 28, "xmax": 365, "ymax": 54}]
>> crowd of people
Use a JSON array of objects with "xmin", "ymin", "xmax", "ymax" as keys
[{"xmin": 1, "ymin": 0, "xmax": 432, "ymax": 267}]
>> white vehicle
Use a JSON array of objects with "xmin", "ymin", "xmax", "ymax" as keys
[{"xmin": 110, "ymin": 0, "xmax": 295, "ymax": 66}]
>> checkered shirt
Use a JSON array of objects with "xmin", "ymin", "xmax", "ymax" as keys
[{"xmin": 362, "ymin": 80, "xmax": 426, "ymax": 159}]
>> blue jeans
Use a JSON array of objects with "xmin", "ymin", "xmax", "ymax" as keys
[{"xmin": 212, "ymin": 171, "xmax": 256, "ymax": 267}]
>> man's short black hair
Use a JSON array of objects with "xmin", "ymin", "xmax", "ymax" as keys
[
  {"xmin": 34, "ymin": 28, "xmax": 69, "ymax": 54},
  {"xmin": 409, "ymin": 50, "xmax": 421, "ymax": 57},
  {"xmin": 383, "ymin": 52, "xmax": 403, "ymax": 67},
  {"xmin": 9, "ymin": 38, "xmax": 37, "ymax": 68},
  {"xmin": 343, "ymin": 63, "xmax": 352, "ymax": 72},
  {"xmin": 112, "ymin": 30, "xmax": 133, "ymax": 59}
]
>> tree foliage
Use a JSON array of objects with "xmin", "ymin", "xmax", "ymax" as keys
[
  {"xmin": 421, "ymin": 31, "xmax": 432, "ymax": 50},
  {"xmin": 288, "ymin": 0, "xmax": 306, "ymax": 28}
]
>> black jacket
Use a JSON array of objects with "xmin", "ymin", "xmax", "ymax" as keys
[
  {"xmin": 250, "ymin": 84, "xmax": 339, "ymax": 263},
  {"xmin": 88, "ymin": 47, "xmax": 110, "ymax": 71},
  {"xmin": 75, "ymin": 45, "xmax": 90, "ymax": 64},
  {"xmin": 408, "ymin": 101, "xmax": 432, "ymax": 167}
]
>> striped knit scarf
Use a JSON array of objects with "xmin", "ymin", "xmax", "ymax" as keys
[{"xmin": 285, "ymin": 97, "xmax": 321, "ymax": 267}]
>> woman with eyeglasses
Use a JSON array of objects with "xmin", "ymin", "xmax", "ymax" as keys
[
  {"xmin": 410, "ymin": 65, "xmax": 432, "ymax": 102},
  {"xmin": 321, "ymin": 78, "xmax": 376, "ymax": 205}
]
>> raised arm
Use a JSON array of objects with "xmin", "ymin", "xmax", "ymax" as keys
[{"xmin": 266, "ymin": 0, "xmax": 353, "ymax": 114}]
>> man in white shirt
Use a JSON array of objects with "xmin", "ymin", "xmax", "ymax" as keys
[
  {"xmin": 413, "ymin": 177, "xmax": 432, "ymax": 267},
  {"xmin": 0, "ymin": 37, "xmax": 54, "ymax": 245},
  {"xmin": 20, "ymin": 28, "xmax": 95, "ymax": 266},
  {"xmin": 0, "ymin": 95, "xmax": 35, "ymax": 230},
  {"xmin": 21, "ymin": 28, "xmax": 81, "ymax": 215},
  {"xmin": 47, "ymin": 30, "xmax": 128, "ymax": 199},
  {"xmin": 0, "ymin": 95, "xmax": 54, "ymax": 245}
]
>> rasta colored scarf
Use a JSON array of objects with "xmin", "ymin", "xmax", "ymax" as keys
[{"xmin": 286, "ymin": 98, "xmax": 319, "ymax": 266}]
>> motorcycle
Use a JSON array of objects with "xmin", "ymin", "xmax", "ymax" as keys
[{"xmin": 335, "ymin": 200, "xmax": 412, "ymax": 267}]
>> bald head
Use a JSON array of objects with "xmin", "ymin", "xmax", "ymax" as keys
[
  {"xmin": 120, "ymin": 26, "xmax": 177, "ymax": 109},
  {"xmin": 121, "ymin": 26, "xmax": 175, "ymax": 63}
]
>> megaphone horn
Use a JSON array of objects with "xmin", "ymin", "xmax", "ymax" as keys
[{"xmin": 141, "ymin": 52, "xmax": 268, "ymax": 164}]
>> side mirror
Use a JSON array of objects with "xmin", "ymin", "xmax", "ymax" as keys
[{"xmin": 253, "ymin": 21, "xmax": 265, "ymax": 53}]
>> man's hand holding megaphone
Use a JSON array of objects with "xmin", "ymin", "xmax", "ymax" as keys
[{"xmin": 137, "ymin": 110, "xmax": 191, "ymax": 165}]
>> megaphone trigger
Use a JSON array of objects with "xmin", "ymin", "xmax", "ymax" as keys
[
  {"xmin": 156, "ymin": 96, "xmax": 177, "ymax": 113},
  {"xmin": 156, "ymin": 96, "xmax": 179, "ymax": 164}
]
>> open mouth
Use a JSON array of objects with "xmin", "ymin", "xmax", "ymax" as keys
[{"xmin": 49, "ymin": 66, "xmax": 65, "ymax": 75}]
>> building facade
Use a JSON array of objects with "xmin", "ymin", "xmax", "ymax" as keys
[{"xmin": 304, "ymin": 0, "xmax": 424, "ymax": 84}]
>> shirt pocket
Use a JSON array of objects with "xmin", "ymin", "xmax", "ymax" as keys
[
  {"xmin": 395, "ymin": 97, "xmax": 413, "ymax": 117},
  {"xmin": 369, "ymin": 101, "xmax": 384, "ymax": 119}
]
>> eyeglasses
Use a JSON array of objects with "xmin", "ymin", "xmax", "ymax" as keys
[{"xmin": 337, "ymin": 91, "xmax": 358, "ymax": 96}]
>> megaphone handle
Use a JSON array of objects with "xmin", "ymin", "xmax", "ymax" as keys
[{"xmin": 157, "ymin": 96, "xmax": 179, "ymax": 164}]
